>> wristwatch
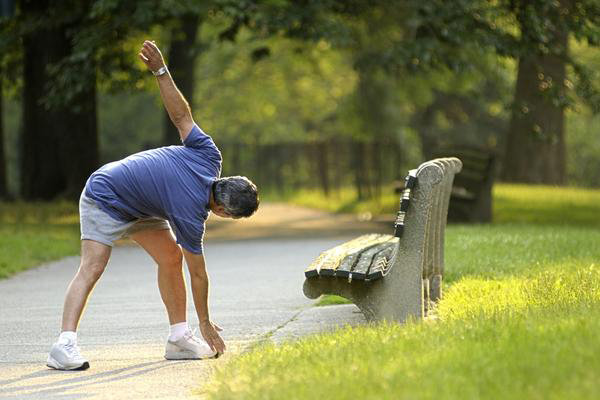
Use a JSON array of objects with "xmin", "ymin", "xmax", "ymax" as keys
[{"xmin": 152, "ymin": 66, "xmax": 168, "ymax": 76}]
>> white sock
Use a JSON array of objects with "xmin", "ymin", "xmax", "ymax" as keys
[
  {"xmin": 59, "ymin": 331, "xmax": 77, "ymax": 343},
  {"xmin": 169, "ymin": 322, "xmax": 189, "ymax": 341}
]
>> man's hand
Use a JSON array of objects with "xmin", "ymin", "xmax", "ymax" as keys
[
  {"xmin": 200, "ymin": 320, "xmax": 226, "ymax": 354},
  {"xmin": 139, "ymin": 40, "xmax": 166, "ymax": 74}
]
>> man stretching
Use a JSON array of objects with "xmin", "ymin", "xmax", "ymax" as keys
[{"xmin": 47, "ymin": 40, "xmax": 259, "ymax": 370}]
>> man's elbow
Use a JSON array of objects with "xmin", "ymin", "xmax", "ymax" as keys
[
  {"xmin": 173, "ymin": 113, "xmax": 194, "ymax": 137},
  {"xmin": 172, "ymin": 111, "xmax": 192, "ymax": 128}
]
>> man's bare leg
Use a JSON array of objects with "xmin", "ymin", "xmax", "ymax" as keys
[
  {"xmin": 130, "ymin": 229, "xmax": 186, "ymax": 325},
  {"xmin": 131, "ymin": 228, "xmax": 217, "ymax": 359},
  {"xmin": 61, "ymin": 240, "xmax": 112, "ymax": 332},
  {"xmin": 48, "ymin": 239, "xmax": 111, "ymax": 370}
]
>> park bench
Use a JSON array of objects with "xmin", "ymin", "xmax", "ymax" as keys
[
  {"xmin": 303, "ymin": 158, "xmax": 462, "ymax": 323},
  {"xmin": 433, "ymin": 147, "xmax": 495, "ymax": 223}
]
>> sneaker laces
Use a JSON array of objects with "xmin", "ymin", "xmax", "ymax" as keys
[
  {"xmin": 62, "ymin": 340, "xmax": 82, "ymax": 357},
  {"xmin": 184, "ymin": 329, "xmax": 204, "ymax": 345}
]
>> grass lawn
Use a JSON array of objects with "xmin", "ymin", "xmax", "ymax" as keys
[
  {"xmin": 0, "ymin": 201, "xmax": 80, "ymax": 279},
  {"xmin": 203, "ymin": 184, "xmax": 600, "ymax": 400}
]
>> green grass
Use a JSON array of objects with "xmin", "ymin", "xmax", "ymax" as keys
[
  {"xmin": 0, "ymin": 201, "xmax": 80, "ymax": 279},
  {"xmin": 203, "ymin": 185, "xmax": 600, "ymax": 400},
  {"xmin": 494, "ymin": 184, "xmax": 600, "ymax": 227}
]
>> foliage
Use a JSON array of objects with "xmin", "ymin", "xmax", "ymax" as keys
[
  {"xmin": 1, "ymin": 0, "xmax": 600, "ymax": 200},
  {"xmin": 194, "ymin": 32, "xmax": 357, "ymax": 145}
]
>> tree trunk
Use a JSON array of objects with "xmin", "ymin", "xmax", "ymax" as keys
[
  {"xmin": 59, "ymin": 81, "xmax": 99, "ymax": 199},
  {"xmin": 21, "ymin": 17, "xmax": 69, "ymax": 199},
  {"xmin": 313, "ymin": 141, "xmax": 330, "ymax": 196},
  {"xmin": 352, "ymin": 141, "xmax": 369, "ymax": 200},
  {"xmin": 254, "ymin": 141, "xmax": 263, "ymax": 187},
  {"xmin": 20, "ymin": 0, "xmax": 99, "ymax": 200},
  {"xmin": 371, "ymin": 140, "xmax": 382, "ymax": 199},
  {"xmin": 163, "ymin": 14, "xmax": 200, "ymax": 145},
  {"xmin": 0, "ymin": 73, "xmax": 6, "ymax": 198},
  {"xmin": 502, "ymin": 4, "xmax": 569, "ymax": 184}
]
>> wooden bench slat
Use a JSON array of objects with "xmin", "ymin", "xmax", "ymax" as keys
[
  {"xmin": 304, "ymin": 234, "xmax": 391, "ymax": 278},
  {"xmin": 366, "ymin": 241, "xmax": 397, "ymax": 281},
  {"xmin": 350, "ymin": 238, "xmax": 396, "ymax": 280}
]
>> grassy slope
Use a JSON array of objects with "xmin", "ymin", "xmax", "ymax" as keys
[
  {"xmin": 203, "ymin": 185, "xmax": 600, "ymax": 400},
  {"xmin": 205, "ymin": 263, "xmax": 600, "ymax": 400},
  {"xmin": 0, "ymin": 202, "xmax": 80, "ymax": 279}
]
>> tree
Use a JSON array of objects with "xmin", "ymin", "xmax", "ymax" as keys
[
  {"xmin": 503, "ymin": 0, "xmax": 570, "ymax": 184},
  {"xmin": 0, "ymin": 71, "xmax": 6, "ymax": 198},
  {"xmin": 0, "ymin": 0, "xmax": 15, "ymax": 198},
  {"xmin": 343, "ymin": 0, "xmax": 600, "ymax": 185},
  {"xmin": 19, "ymin": 0, "xmax": 98, "ymax": 200},
  {"xmin": 1, "ymin": 0, "xmax": 208, "ymax": 199}
]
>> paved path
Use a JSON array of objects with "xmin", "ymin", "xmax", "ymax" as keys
[{"xmin": 0, "ymin": 204, "xmax": 382, "ymax": 399}]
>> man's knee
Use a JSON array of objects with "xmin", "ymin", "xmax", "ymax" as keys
[
  {"xmin": 78, "ymin": 259, "xmax": 107, "ymax": 283},
  {"xmin": 158, "ymin": 245, "xmax": 183, "ymax": 269}
]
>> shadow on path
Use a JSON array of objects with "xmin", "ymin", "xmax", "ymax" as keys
[{"xmin": 1, "ymin": 361, "xmax": 171, "ymax": 399}]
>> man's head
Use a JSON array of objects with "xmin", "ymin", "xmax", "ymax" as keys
[{"xmin": 210, "ymin": 176, "xmax": 259, "ymax": 219}]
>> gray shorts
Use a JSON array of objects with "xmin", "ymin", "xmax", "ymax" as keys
[{"xmin": 79, "ymin": 191, "xmax": 170, "ymax": 247}]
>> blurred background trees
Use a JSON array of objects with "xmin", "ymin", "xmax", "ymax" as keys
[{"xmin": 0, "ymin": 0, "xmax": 599, "ymax": 201}]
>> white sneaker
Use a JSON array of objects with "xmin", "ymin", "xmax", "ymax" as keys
[
  {"xmin": 47, "ymin": 337, "xmax": 90, "ymax": 370},
  {"xmin": 165, "ymin": 329, "xmax": 218, "ymax": 360}
]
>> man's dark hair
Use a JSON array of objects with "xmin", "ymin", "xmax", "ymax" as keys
[{"xmin": 213, "ymin": 176, "xmax": 259, "ymax": 218}]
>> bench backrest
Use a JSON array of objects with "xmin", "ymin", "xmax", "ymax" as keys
[
  {"xmin": 388, "ymin": 158, "xmax": 462, "ymax": 294},
  {"xmin": 434, "ymin": 147, "xmax": 495, "ymax": 222}
]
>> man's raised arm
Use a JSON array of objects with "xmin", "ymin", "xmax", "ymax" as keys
[{"xmin": 139, "ymin": 40, "xmax": 195, "ymax": 141}]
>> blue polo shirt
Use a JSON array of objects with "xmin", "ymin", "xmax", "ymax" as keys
[{"xmin": 85, "ymin": 124, "xmax": 222, "ymax": 254}]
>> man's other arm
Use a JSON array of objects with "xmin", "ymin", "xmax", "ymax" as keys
[
  {"xmin": 182, "ymin": 249, "xmax": 226, "ymax": 354},
  {"xmin": 139, "ymin": 40, "xmax": 195, "ymax": 142}
]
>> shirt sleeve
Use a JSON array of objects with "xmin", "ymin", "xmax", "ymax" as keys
[
  {"xmin": 183, "ymin": 125, "xmax": 223, "ymax": 167},
  {"xmin": 183, "ymin": 125, "xmax": 216, "ymax": 150},
  {"xmin": 169, "ymin": 216, "xmax": 205, "ymax": 254}
]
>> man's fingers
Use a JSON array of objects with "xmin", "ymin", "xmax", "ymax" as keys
[
  {"xmin": 143, "ymin": 42, "xmax": 155, "ymax": 55},
  {"xmin": 144, "ymin": 40, "xmax": 160, "ymax": 53},
  {"xmin": 213, "ymin": 323, "xmax": 223, "ymax": 332},
  {"xmin": 138, "ymin": 53, "xmax": 149, "ymax": 63},
  {"xmin": 207, "ymin": 338, "xmax": 217, "ymax": 352},
  {"xmin": 213, "ymin": 333, "xmax": 226, "ymax": 353},
  {"xmin": 140, "ymin": 47, "xmax": 153, "ymax": 61},
  {"xmin": 209, "ymin": 333, "xmax": 225, "ymax": 354},
  {"xmin": 143, "ymin": 41, "xmax": 160, "ymax": 58},
  {"xmin": 217, "ymin": 338, "xmax": 226, "ymax": 353}
]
